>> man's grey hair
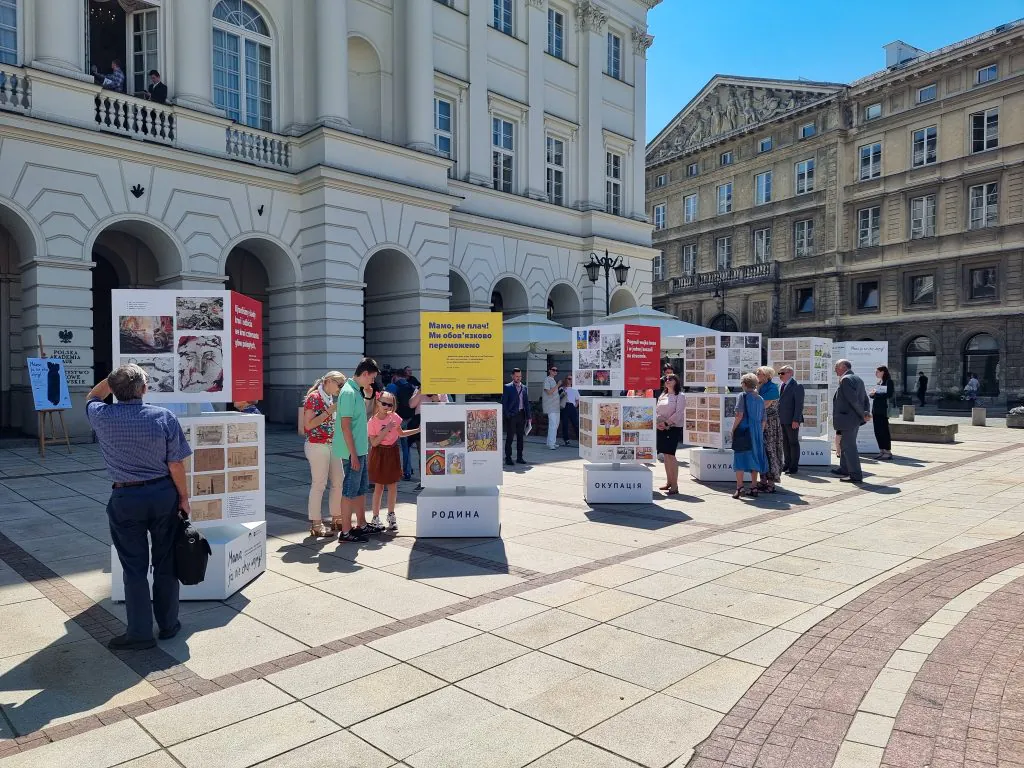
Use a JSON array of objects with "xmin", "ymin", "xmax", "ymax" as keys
[
  {"xmin": 835, "ymin": 359, "xmax": 852, "ymax": 373},
  {"xmin": 778, "ymin": 365, "xmax": 794, "ymax": 375},
  {"xmin": 107, "ymin": 363, "xmax": 148, "ymax": 401}
]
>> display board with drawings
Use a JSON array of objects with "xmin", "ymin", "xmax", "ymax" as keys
[
  {"xmin": 767, "ymin": 337, "xmax": 833, "ymax": 386},
  {"xmin": 572, "ymin": 326, "xmax": 623, "ymax": 390},
  {"xmin": 578, "ymin": 397, "xmax": 657, "ymax": 463},
  {"xmin": 180, "ymin": 414, "xmax": 265, "ymax": 526},
  {"xmin": 682, "ymin": 333, "xmax": 762, "ymax": 388},
  {"xmin": 420, "ymin": 403, "xmax": 503, "ymax": 489},
  {"xmin": 684, "ymin": 393, "xmax": 736, "ymax": 449}
]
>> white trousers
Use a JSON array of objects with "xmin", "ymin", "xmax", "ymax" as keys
[
  {"xmin": 304, "ymin": 441, "xmax": 342, "ymax": 521},
  {"xmin": 546, "ymin": 411, "xmax": 560, "ymax": 447}
]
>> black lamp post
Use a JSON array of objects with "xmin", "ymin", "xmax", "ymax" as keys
[{"xmin": 585, "ymin": 250, "xmax": 629, "ymax": 316}]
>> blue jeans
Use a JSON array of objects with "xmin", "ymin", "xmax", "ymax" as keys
[
  {"xmin": 342, "ymin": 455, "xmax": 369, "ymax": 498},
  {"xmin": 107, "ymin": 477, "xmax": 180, "ymax": 640}
]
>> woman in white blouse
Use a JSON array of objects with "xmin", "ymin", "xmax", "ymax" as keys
[
  {"xmin": 559, "ymin": 375, "xmax": 580, "ymax": 446},
  {"xmin": 656, "ymin": 373, "xmax": 686, "ymax": 494}
]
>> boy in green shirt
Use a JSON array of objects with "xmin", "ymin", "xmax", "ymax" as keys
[{"xmin": 334, "ymin": 358, "xmax": 380, "ymax": 542}]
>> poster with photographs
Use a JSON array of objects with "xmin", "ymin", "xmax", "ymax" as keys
[
  {"xmin": 420, "ymin": 403, "xmax": 503, "ymax": 489},
  {"xmin": 684, "ymin": 394, "xmax": 743, "ymax": 449},
  {"xmin": 682, "ymin": 333, "xmax": 763, "ymax": 389},
  {"xmin": 179, "ymin": 413, "xmax": 265, "ymax": 527},
  {"xmin": 572, "ymin": 325, "xmax": 661, "ymax": 392},
  {"xmin": 578, "ymin": 397, "xmax": 657, "ymax": 463},
  {"xmin": 767, "ymin": 337, "xmax": 833, "ymax": 387}
]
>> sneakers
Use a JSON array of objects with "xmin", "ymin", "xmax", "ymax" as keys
[
  {"xmin": 563, "ymin": 440, "xmax": 570, "ymax": 447},
  {"xmin": 548, "ymin": 444, "xmax": 558, "ymax": 450},
  {"xmin": 414, "ymin": 484, "xmax": 424, "ymax": 491},
  {"xmin": 364, "ymin": 520, "xmax": 386, "ymax": 535},
  {"xmin": 338, "ymin": 529, "xmax": 368, "ymax": 543}
]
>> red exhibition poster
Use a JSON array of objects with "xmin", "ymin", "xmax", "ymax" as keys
[
  {"xmin": 623, "ymin": 324, "xmax": 661, "ymax": 390},
  {"xmin": 230, "ymin": 292, "xmax": 263, "ymax": 401}
]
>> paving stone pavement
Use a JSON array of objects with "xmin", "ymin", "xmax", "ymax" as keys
[{"xmin": 0, "ymin": 420, "xmax": 1022, "ymax": 767}]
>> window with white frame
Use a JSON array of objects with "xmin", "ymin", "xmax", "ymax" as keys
[
  {"xmin": 857, "ymin": 206, "xmax": 881, "ymax": 247},
  {"xmin": 681, "ymin": 243, "xmax": 696, "ymax": 275},
  {"xmin": 969, "ymin": 182, "xmax": 998, "ymax": 230},
  {"xmin": 912, "ymin": 126, "xmax": 937, "ymax": 167},
  {"xmin": 755, "ymin": 171, "xmax": 772, "ymax": 205},
  {"xmin": 758, "ymin": 137, "xmax": 773, "ymax": 153},
  {"xmin": 547, "ymin": 8, "xmax": 564, "ymax": 58},
  {"xmin": 683, "ymin": 193, "xmax": 697, "ymax": 224},
  {"xmin": 652, "ymin": 251, "xmax": 665, "ymax": 281},
  {"xmin": 720, "ymin": 151, "xmax": 733, "ymax": 166},
  {"xmin": 0, "ymin": 0, "xmax": 16, "ymax": 66},
  {"xmin": 607, "ymin": 32, "xmax": 622, "ymax": 79},
  {"xmin": 800, "ymin": 122, "xmax": 816, "ymax": 139},
  {"xmin": 917, "ymin": 83, "xmax": 937, "ymax": 103},
  {"xmin": 493, "ymin": 0, "xmax": 512, "ymax": 35},
  {"xmin": 434, "ymin": 97, "xmax": 453, "ymax": 158},
  {"xmin": 686, "ymin": 162, "xmax": 699, "ymax": 177},
  {"xmin": 975, "ymin": 64, "xmax": 997, "ymax": 85},
  {"xmin": 715, "ymin": 236, "xmax": 732, "ymax": 270},
  {"xmin": 864, "ymin": 103, "xmax": 882, "ymax": 121},
  {"xmin": 795, "ymin": 158, "xmax": 815, "ymax": 194},
  {"xmin": 858, "ymin": 142, "xmax": 882, "ymax": 180},
  {"xmin": 716, "ymin": 182, "xmax": 732, "ymax": 214},
  {"xmin": 213, "ymin": 0, "xmax": 273, "ymax": 131},
  {"xmin": 794, "ymin": 219, "xmax": 814, "ymax": 257},
  {"xmin": 605, "ymin": 151, "xmax": 622, "ymax": 215},
  {"xmin": 970, "ymin": 108, "xmax": 998, "ymax": 153},
  {"xmin": 545, "ymin": 134, "xmax": 565, "ymax": 206},
  {"xmin": 753, "ymin": 227, "xmax": 772, "ymax": 263},
  {"xmin": 653, "ymin": 203, "xmax": 666, "ymax": 231},
  {"xmin": 130, "ymin": 9, "xmax": 159, "ymax": 94},
  {"xmin": 655, "ymin": 174, "xmax": 666, "ymax": 188},
  {"xmin": 910, "ymin": 195, "xmax": 936, "ymax": 239},
  {"xmin": 492, "ymin": 117, "xmax": 514, "ymax": 192}
]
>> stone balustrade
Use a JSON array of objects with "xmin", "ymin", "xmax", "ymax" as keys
[
  {"xmin": 225, "ymin": 125, "xmax": 290, "ymax": 169},
  {"xmin": 94, "ymin": 91, "xmax": 175, "ymax": 143},
  {"xmin": 0, "ymin": 66, "xmax": 30, "ymax": 112}
]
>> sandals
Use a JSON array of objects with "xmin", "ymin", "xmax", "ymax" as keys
[
  {"xmin": 659, "ymin": 483, "xmax": 671, "ymax": 491},
  {"xmin": 309, "ymin": 522, "xmax": 333, "ymax": 538},
  {"xmin": 733, "ymin": 486, "xmax": 744, "ymax": 499},
  {"xmin": 666, "ymin": 486, "xmax": 678, "ymax": 496}
]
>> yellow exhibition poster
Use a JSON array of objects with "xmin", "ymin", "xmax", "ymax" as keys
[{"xmin": 420, "ymin": 312, "xmax": 503, "ymax": 394}]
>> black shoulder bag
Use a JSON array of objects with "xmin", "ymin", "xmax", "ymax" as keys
[
  {"xmin": 731, "ymin": 393, "xmax": 754, "ymax": 453},
  {"xmin": 175, "ymin": 514, "xmax": 212, "ymax": 586}
]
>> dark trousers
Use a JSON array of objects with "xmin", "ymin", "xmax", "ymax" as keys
[
  {"xmin": 504, "ymin": 411, "xmax": 526, "ymax": 460},
  {"xmin": 838, "ymin": 426, "xmax": 863, "ymax": 480},
  {"xmin": 561, "ymin": 403, "xmax": 579, "ymax": 442},
  {"xmin": 781, "ymin": 421, "xmax": 800, "ymax": 471},
  {"xmin": 917, "ymin": 391, "xmax": 926, "ymax": 407},
  {"xmin": 873, "ymin": 414, "xmax": 892, "ymax": 451},
  {"xmin": 107, "ymin": 478, "xmax": 181, "ymax": 640}
]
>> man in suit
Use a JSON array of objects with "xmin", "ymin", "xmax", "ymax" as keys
[
  {"xmin": 146, "ymin": 70, "xmax": 168, "ymax": 104},
  {"xmin": 832, "ymin": 359, "xmax": 872, "ymax": 483},
  {"xmin": 501, "ymin": 368, "xmax": 531, "ymax": 467},
  {"xmin": 777, "ymin": 365, "xmax": 804, "ymax": 474},
  {"xmin": 916, "ymin": 371, "xmax": 928, "ymax": 407}
]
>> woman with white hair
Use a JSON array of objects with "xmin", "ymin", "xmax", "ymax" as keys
[
  {"xmin": 730, "ymin": 372, "xmax": 768, "ymax": 498},
  {"xmin": 755, "ymin": 366, "xmax": 785, "ymax": 493}
]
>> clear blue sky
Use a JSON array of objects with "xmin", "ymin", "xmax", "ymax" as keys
[{"xmin": 645, "ymin": 2, "xmax": 1023, "ymax": 142}]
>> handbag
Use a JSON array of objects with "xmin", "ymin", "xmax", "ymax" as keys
[
  {"xmin": 174, "ymin": 514, "xmax": 212, "ymax": 586},
  {"xmin": 731, "ymin": 393, "xmax": 753, "ymax": 453}
]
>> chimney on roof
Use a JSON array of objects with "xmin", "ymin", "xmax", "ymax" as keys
[{"xmin": 884, "ymin": 40, "xmax": 927, "ymax": 68}]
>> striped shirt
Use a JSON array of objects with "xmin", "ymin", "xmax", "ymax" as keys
[{"xmin": 86, "ymin": 398, "xmax": 192, "ymax": 483}]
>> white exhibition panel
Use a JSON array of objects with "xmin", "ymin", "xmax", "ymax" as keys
[
  {"xmin": 572, "ymin": 325, "xmax": 625, "ymax": 390},
  {"xmin": 419, "ymin": 403, "xmax": 503, "ymax": 489},
  {"xmin": 767, "ymin": 337, "xmax": 833, "ymax": 386},
  {"xmin": 578, "ymin": 397, "xmax": 656, "ymax": 463},
  {"xmin": 799, "ymin": 438, "xmax": 833, "ymax": 466},
  {"xmin": 681, "ymin": 332, "xmax": 762, "ymax": 388},
  {"xmin": 683, "ymin": 393, "xmax": 737, "ymax": 450},
  {"xmin": 834, "ymin": 341, "xmax": 890, "ymax": 454},
  {"xmin": 584, "ymin": 463, "xmax": 653, "ymax": 504},
  {"xmin": 416, "ymin": 488, "xmax": 500, "ymax": 537}
]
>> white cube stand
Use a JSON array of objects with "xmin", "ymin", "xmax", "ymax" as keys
[
  {"xmin": 799, "ymin": 438, "xmax": 833, "ymax": 466},
  {"xmin": 416, "ymin": 487, "xmax": 500, "ymax": 537},
  {"xmin": 584, "ymin": 463, "xmax": 653, "ymax": 504},
  {"xmin": 111, "ymin": 521, "xmax": 267, "ymax": 602},
  {"xmin": 688, "ymin": 449, "xmax": 736, "ymax": 482}
]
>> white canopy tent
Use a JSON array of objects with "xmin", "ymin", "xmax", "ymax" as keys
[
  {"xmin": 501, "ymin": 313, "xmax": 573, "ymax": 354},
  {"xmin": 591, "ymin": 307, "xmax": 712, "ymax": 351}
]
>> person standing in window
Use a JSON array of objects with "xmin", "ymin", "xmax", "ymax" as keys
[
  {"xmin": 560, "ymin": 375, "xmax": 580, "ymax": 447},
  {"xmin": 964, "ymin": 372, "xmax": 980, "ymax": 402},
  {"xmin": 302, "ymin": 372, "xmax": 345, "ymax": 538},
  {"xmin": 145, "ymin": 70, "xmax": 167, "ymax": 104},
  {"xmin": 94, "ymin": 59, "xmax": 126, "ymax": 93},
  {"xmin": 916, "ymin": 371, "xmax": 928, "ymax": 407},
  {"xmin": 869, "ymin": 366, "xmax": 893, "ymax": 460}
]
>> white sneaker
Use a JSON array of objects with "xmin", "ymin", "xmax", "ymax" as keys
[{"xmin": 548, "ymin": 444, "xmax": 558, "ymax": 450}]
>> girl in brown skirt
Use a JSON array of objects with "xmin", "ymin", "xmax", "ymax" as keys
[{"xmin": 367, "ymin": 392, "xmax": 420, "ymax": 532}]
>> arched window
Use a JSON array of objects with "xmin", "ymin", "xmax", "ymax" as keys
[
  {"xmin": 709, "ymin": 314, "xmax": 738, "ymax": 332},
  {"xmin": 0, "ymin": 0, "xmax": 17, "ymax": 65},
  {"xmin": 213, "ymin": 0, "xmax": 272, "ymax": 131},
  {"xmin": 903, "ymin": 336, "xmax": 935, "ymax": 393},
  {"xmin": 490, "ymin": 291, "xmax": 503, "ymax": 314},
  {"xmin": 963, "ymin": 334, "xmax": 999, "ymax": 396}
]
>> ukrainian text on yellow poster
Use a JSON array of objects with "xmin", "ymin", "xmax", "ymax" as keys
[{"xmin": 420, "ymin": 312, "xmax": 503, "ymax": 394}]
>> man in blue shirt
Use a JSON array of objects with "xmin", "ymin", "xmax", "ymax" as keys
[
  {"xmin": 501, "ymin": 368, "xmax": 531, "ymax": 467},
  {"xmin": 87, "ymin": 364, "xmax": 192, "ymax": 650}
]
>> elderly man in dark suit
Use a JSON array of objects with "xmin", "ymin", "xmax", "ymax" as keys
[
  {"xmin": 777, "ymin": 365, "xmax": 804, "ymax": 475},
  {"xmin": 832, "ymin": 359, "xmax": 872, "ymax": 483},
  {"xmin": 501, "ymin": 368, "xmax": 531, "ymax": 467}
]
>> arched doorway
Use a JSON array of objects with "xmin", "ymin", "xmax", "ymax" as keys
[
  {"xmin": 903, "ymin": 336, "xmax": 936, "ymax": 394},
  {"xmin": 0, "ymin": 204, "xmax": 34, "ymax": 432},
  {"xmin": 348, "ymin": 37, "xmax": 382, "ymax": 140},
  {"xmin": 491, "ymin": 276, "xmax": 529, "ymax": 318},
  {"xmin": 709, "ymin": 313, "xmax": 739, "ymax": 332},
  {"xmin": 547, "ymin": 283, "xmax": 581, "ymax": 326},
  {"xmin": 609, "ymin": 288, "xmax": 637, "ymax": 314},
  {"xmin": 449, "ymin": 271, "xmax": 471, "ymax": 312},
  {"xmin": 963, "ymin": 333, "xmax": 999, "ymax": 396},
  {"xmin": 364, "ymin": 249, "xmax": 420, "ymax": 370}
]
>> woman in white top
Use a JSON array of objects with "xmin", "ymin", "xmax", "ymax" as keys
[
  {"xmin": 559, "ymin": 375, "xmax": 581, "ymax": 446},
  {"xmin": 656, "ymin": 373, "xmax": 686, "ymax": 495}
]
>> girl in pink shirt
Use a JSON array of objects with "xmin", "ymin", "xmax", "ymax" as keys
[{"xmin": 367, "ymin": 392, "xmax": 419, "ymax": 531}]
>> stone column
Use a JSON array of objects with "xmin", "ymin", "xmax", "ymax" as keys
[
  {"xmin": 32, "ymin": 0, "xmax": 83, "ymax": 73},
  {"xmin": 466, "ymin": 1, "xmax": 490, "ymax": 185},
  {"xmin": 577, "ymin": 2, "xmax": 607, "ymax": 210},
  {"xmin": 316, "ymin": 0, "xmax": 351, "ymax": 129},
  {"xmin": 174, "ymin": 0, "xmax": 216, "ymax": 112},
  {"xmin": 631, "ymin": 25, "xmax": 654, "ymax": 220},
  {"xmin": 405, "ymin": 0, "xmax": 435, "ymax": 151},
  {"xmin": 525, "ymin": 0, "xmax": 547, "ymax": 200}
]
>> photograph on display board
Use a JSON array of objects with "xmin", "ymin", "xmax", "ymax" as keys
[
  {"xmin": 424, "ymin": 450, "xmax": 446, "ymax": 476},
  {"xmin": 196, "ymin": 425, "xmax": 224, "ymax": 446},
  {"xmin": 176, "ymin": 296, "xmax": 225, "ymax": 331},
  {"xmin": 636, "ymin": 447, "xmax": 654, "ymax": 461},
  {"xmin": 615, "ymin": 446, "xmax": 635, "ymax": 461},
  {"xmin": 228, "ymin": 470, "xmax": 259, "ymax": 493},
  {"xmin": 597, "ymin": 403, "xmax": 621, "ymax": 445},
  {"xmin": 227, "ymin": 422, "xmax": 259, "ymax": 444},
  {"xmin": 119, "ymin": 316, "xmax": 173, "ymax": 354},
  {"xmin": 466, "ymin": 410, "xmax": 498, "ymax": 452},
  {"xmin": 588, "ymin": 329, "xmax": 600, "ymax": 347},
  {"xmin": 447, "ymin": 452, "xmax": 466, "ymax": 475},
  {"xmin": 579, "ymin": 399, "xmax": 591, "ymax": 417},
  {"xmin": 190, "ymin": 499, "xmax": 223, "ymax": 523},
  {"xmin": 120, "ymin": 356, "xmax": 174, "ymax": 392},
  {"xmin": 578, "ymin": 349, "xmax": 600, "ymax": 369},
  {"xmin": 193, "ymin": 473, "xmax": 226, "ymax": 497},
  {"xmin": 576, "ymin": 330, "xmax": 588, "ymax": 349},
  {"xmin": 601, "ymin": 333, "xmax": 622, "ymax": 368},
  {"xmin": 622, "ymin": 405, "xmax": 654, "ymax": 431},
  {"xmin": 193, "ymin": 448, "xmax": 225, "ymax": 473},
  {"xmin": 178, "ymin": 336, "xmax": 224, "ymax": 393},
  {"xmin": 227, "ymin": 446, "xmax": 259, "ymax": 468},
  {"xmin": 577, "ymin": 370, "xmax": 593, "ymax": 386},
  {"xmin": 425, "ymin": 422, "xmax": 465, "ymax": 450},
  {"xmin": 593, "ymin": 370, "xmax": 611, "ymax": 386}
]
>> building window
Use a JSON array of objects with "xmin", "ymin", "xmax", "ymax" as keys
[
  {"xmin": 912, "ymin": 126, "xmax": 937, "ymax": 167},
  {"xmin": 968, "ymin": 182, "xmax": 998, "ymax": 230},
  {"xmin": 754, "ymin": 171, "xmax": 772, "ymax": 205},
  {"xmin": 753, "ymin": 228, "xmax": 772, "ymax": 263},
  {"xmin": 607, "ymin": 32, "xmax": 621, "ymax": 79},
  {"xmin": 859, "ymin": 142, "xmax": 882, "ymax": 180},
  {"xmin": 131, "ymin": 9, "xmax": 160, "ymax": 94},
  {"xmin": 683, "ymin": 193, "xmax": 697, "ymax": 224},
  {"xmin": 434, "ymin": 97, "xmax": 453, "ymax": 158},
  {"xmin": 857, "ymin": 206, "xmax": 881, "ymax": 247},
  {"xmin": 855, "ymin": 280, "xmax": 880, "ymax": 311},
  {"xmin": 681, "ymin": 243, "xmax": 696, "ymax": 274},
  {"xmin": 652, "ymin": 251, "xmax": 664, "ymax": 281},
  {"xmin": 493, "ymin": 0, "xmax": 512, "ymax": 34},
  {"xmin": 716, "ymin": 183, "xmax": 732, "ymax": 214},
  {"xmin": 491, "ymin": 117, "xmax": 514, "ymax": 192},
  {"xmin": 969, "ymin": 266, "xmax": 997, "ymax": 300},
  {"xmin": 970, "ymin": 108, "xmax": 998, "ymax": 153},
  {"xmin": 653, "ymin": 203, "xmax": 666, "ymax": 231},
  {"xmin": 795, "ymin": 158, "xmax": 815, "ymax": 194},
  {"xmin": 547, "ymin": 8, "xmax": 564, "ymax": 58},
  {"xmin": 0, "ymin": 0, "xmax": 15, "ymax": 65},
  {"xmin": 864, "ymin": 103, "xmax": 882, "ymax": 121},
  {"xmin": 963, "ymin": 333, "xmax": 999, "ymax": 396},
  {"xmin": 917, "ymin": 84, "xmax": 937, "ymax": 103},
  {"xmin": 904, "ymin": 336, "xmax": 936, "ymax": 393},
  {"xmin": 605, "ymin": 151, "xmax": 622, "ymax": 215},
  {"xmin": 686, "ymin": 162, "xmax": 699, "ymax": 177},
  {"xmin": 720, "ymin": 151, "xmax": 733, "ymax": 166},
  {"xmin": 910, "ymin": 195, "xmax": 936, "ymax": 239},
  {"xmin": 795, "ymin": 287, "xmax": 814, "ymax": 314},
  {"xmin": 794, "ymin": 219, "xmax": 814, "ymax": 257},
  {"xmin": 800, "ymin": 122, "xmax": 816, "ymax": 139},
  {"xmin": 545, "ymin": 135, "xmax": 564, "ymax": 205},
  {"xmin": 758, "ymin": 137, "xmax": 773, "ymax": 153},
  {"xmin": 655, "ymin": 174, "xmax": 666, "ymax": 188},
  {"xmin": 975, "ymin": 64, "xmax": 998, "ymax": 85},
  {"xmin": 908, "ymin": 275, "xmax": 935, "ymax": 306},
  {"xmin": 715, "ymin": 236, "xmax": 732, "ymax": 270},
  {"xmin": 213, "ymin": 0, "xmax": 273, "ymax": 131}
]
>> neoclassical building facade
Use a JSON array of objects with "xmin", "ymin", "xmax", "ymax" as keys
[{"xmin": 0, "ymin": 0, "xmax": 660, "ymax": 435}]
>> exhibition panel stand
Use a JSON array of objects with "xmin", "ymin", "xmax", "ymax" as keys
[
  {"xmin": 833, "ymin": 341, "xmax": 890, "ymax": 454},
  {"xmin": 768, "ymin": 337, "xmax": 834, "ymax": 468}
]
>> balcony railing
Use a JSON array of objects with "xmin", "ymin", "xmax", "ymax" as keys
[
  {"xmin": 226, "ymin": 125, "xmax": 290, "ymax": 169},
  {"xmin": 668, "ymin": 261, "xmax": 778, "ymax": 292},
  {"xmin": 95, "ymin": 92, "xmax": 175, "ymax": 143},
  {"xmin": 0, "ymin": 67, "xmax": 30, "ymax": 112}
]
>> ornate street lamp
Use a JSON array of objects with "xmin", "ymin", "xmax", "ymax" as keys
[{"xmin": 585, "ymin": 250, "xmax": 629, "ymax": 316}]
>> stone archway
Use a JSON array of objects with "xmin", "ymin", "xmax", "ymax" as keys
[
  {"xmin": 449, "ymin": 270, "xmax": 471, "ymax": 312},
  {"xmin": 0, "ymin": 203, "xmax": 37, "ymax": 432},
  {"xmin": 709, "ymin": 313, "xmax": 739, "ymax": 332},
  {"xmin": 363, "ymin": 248, "xmax": 421, "ymax": 371},
  {"xmin": 609, "ymin": 287, "xmax": 637, "ymax": 314},
  {"xmin": 491, "ymin": 276, "xmax": 530, "ymax": 318},
  {"xmin": 348, "ymin": 36, "xmax": 383, "ymax": 140},
  {"xmin": 547, "ymin": 283, "xmax": 582, "ymax": 326}
]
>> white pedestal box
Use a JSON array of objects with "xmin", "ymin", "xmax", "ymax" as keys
[
  {"xmin": 112, "ymin": 521, "xmax": 267, "ymax": 602},
  {"xmin": 416, "ymin": 487, "xmax": 500, "ymax": 537},
  {"xmin": 584, "ymin": 464, "xmax": 652, "ymax": 504},
  {"xmin": 799, "ymin": 439, "xmax": 833, "ymax": 466},
  {"xmin": 688, "ymin": 449, "xmax": 736, "ymax": 482}
]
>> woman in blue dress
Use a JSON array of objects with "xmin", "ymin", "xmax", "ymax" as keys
[{"xmin": 730, "ymin": 372, "xmax": 767, "ymax": 498}]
